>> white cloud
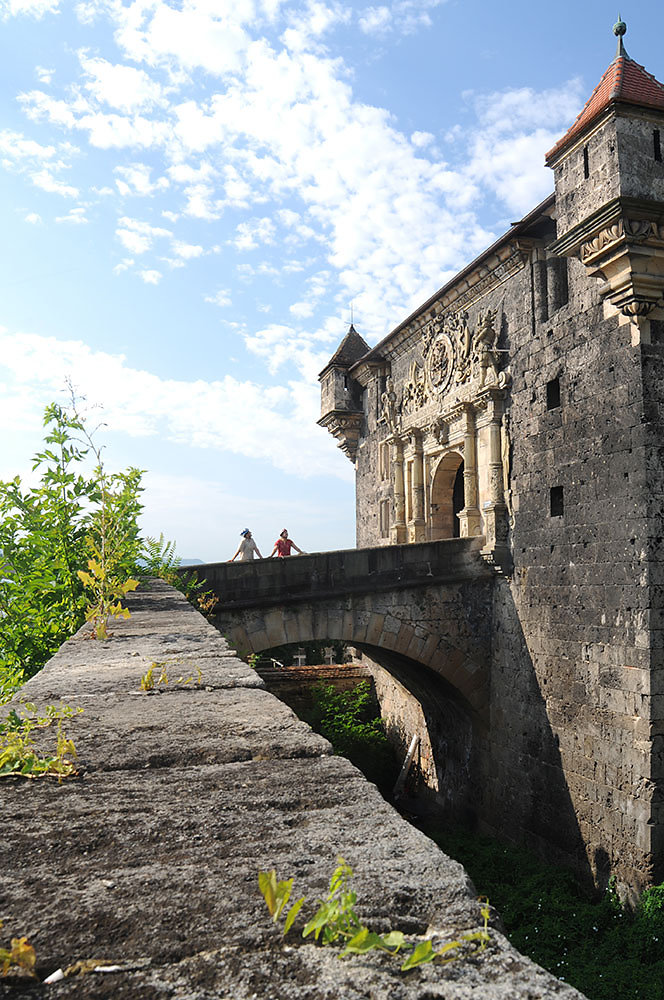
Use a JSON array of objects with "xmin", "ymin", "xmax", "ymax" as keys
[
  {"xmin": 30, "ymin": 168, "xmax": 79, "ymax": 197},
  {"xmin": 463, "ymin": 80, "xmax": 586, "ymax": 215},
  {"xmin": 115, "ymin": 215, "xmax": 171, "ymax": 254},
  {"xmin": 55, "ymin": 207, "xmax": 88, "ymax": 224},
  {"xmin": 24, "ymin": 212, "xmax": 42, "ymax": 224},
  {"xmin": 0, "ymin": 0, "xmax": 60, "ymax": 18},
  {"xmin": 36, "ymin": 65, "xmax": 54, "ymax": 84},
  {"xmin": 139, "ymin": 269, "xmax": 162, "ymax": 284},
  {"xmin": 411, "ymin": 130, "xmax": 434, "ymax": 148},
  {"xmin": 115, "ymin": 162, "xmax": 170, "ymax": 196},
  {"xmin": 0, "ymin": 129, "xmax": 56, "ymax": 161},
  {"xmin": 234, "ymin": 216, "xmax": 276, "ymax": 251},
  {"xmin": 0, "ymin": 326, "xmax": 351, "ymax": 481},
  {"xmin": 358, "ymin": 5, "xmax": 391, "ymax": 34},
  {"xmin": 79, "ymin": 52, "xmax": 166, "ymax": 113},
  {"xmin": 113, "ymin": 257, "xmax": 134, "ymax": 274},
  {"xmin": 205, "ymin": 289, "xmax": 232, "ymax": 307},
  {"xmin": 172, "ymin": 239, "xmax": 204, "ymax": 259},
  {"xmin": 358, "ymin": 0, "xmax": 444, "ymax": 36}
]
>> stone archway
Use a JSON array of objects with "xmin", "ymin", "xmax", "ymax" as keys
[{"xmin": 429, "ymin": 451, "xmax": 464, "ymax": 540}]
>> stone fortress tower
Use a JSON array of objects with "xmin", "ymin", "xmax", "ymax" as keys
[{"xmin": 319, "ymin": 20, "xmax": 664, "ymax": 895}]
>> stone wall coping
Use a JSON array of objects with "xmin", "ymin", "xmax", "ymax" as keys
[{"xmin": 2, "ymin": 579, "xmax": 587, "ymax": 999}]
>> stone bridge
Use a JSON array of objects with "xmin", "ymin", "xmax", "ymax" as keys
[
  {"xmin": 182, "ymin": 537, "xmax": 494, "ymax": 719},
  {"xmin": 181, "ymin": 538, "xmax": 499, "ymax": 829}
]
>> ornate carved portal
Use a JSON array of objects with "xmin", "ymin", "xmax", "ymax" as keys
[{"xmin": 384, "ymin": 308, "xmax": 512, "ymax": 566}]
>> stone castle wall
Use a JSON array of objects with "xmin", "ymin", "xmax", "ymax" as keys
[{"xmin": 340, "ymin": 223, "xmax": 659, "ymax": 893}]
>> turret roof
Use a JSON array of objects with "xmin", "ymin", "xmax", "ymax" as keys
[
  {"xmin": 319, "ymin": 324, "xmax": 370, "ymax": 377},
  {"xmin": 546, "ymin": 44, "xmax": 664, "ymax": 163}
]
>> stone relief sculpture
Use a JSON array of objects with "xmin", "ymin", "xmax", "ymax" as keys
[
  {"xmin": 402, "ymin": 361, "xmax": 428, "ymax": 414},
  {"xmin": 473, "ymin": 310, "xmax": 500, "ymax": 387},
  {"xmin": 381, "ymin": 376, "xmax": 399, "ymax": 433}
]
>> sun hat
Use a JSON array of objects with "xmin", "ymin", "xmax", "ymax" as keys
[{"xmin": 241, "ymin": 528, "xmax": 250, "ymax": 536}]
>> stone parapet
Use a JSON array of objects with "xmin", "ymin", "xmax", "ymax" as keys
[{"xmin": 2, "ymin": 580, "xmax": 587, "ymax": 999}]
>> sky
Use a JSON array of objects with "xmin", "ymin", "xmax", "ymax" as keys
[{"xmin": 1, "ymin": 0, "xmax": 663, "ymax": 562}]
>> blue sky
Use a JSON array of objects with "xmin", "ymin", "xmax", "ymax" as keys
[{"xmin": 1, "ymin": 0, "xmax": 662, "ymax": 561}]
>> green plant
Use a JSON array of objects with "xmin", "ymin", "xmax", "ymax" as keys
[
  {"xmin": 71, "ymin": 396, "xmax": 142, "ymax": 639},
  {"xmin": 0, "ymin": 703, "xmax": 81, "ymax": 780},
  {"xmin": 140, "ymin": 662, "xmax": 202, "ymax": 692},
  {"xmin": 0, "ymin": 921, "xmax": 36, "ymax": 978},
  {"xmin": 423, "ymin": 822, "xmax": 664, "ymax": 1000},
  {"xmin": 301, "ymin": 681, "xmax": 399, "ymax": 794},
  {"xmin": 0, "ymin": 404, "xmax": 92, "ymax": 696},
  {"xmin": 259, "ymin": 857, "xmax": 489, "ymax": 972},
  {"xmin": 139, "ymin": 533, "xmax": 215, "ymax": 611},
  {"xmin": 0, "ymin": 397, "xmax": 146, "ymax": 695}
]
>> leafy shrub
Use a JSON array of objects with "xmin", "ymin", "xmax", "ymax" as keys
[
  {"xmin": 0, "ymin": 399, "xmax": 144, "ymax": 698},
  {"xmin": 423, "ymin": 823, "xmax": 664, "ymax": 1000},
  {"xmin": 301, "ymin": 681, "xmax": 399, "ymax": 793}
]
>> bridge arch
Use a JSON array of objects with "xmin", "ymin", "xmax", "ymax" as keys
[{"xmin": 218, "ymin": 597, "xmax": 489, "ymax": 721}]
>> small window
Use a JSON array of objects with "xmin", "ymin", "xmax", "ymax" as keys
[
  {"xmin": 655, "ymin": 129, "xmax": 662, "ymax": 163},
  {"xmin": 343, "ymin": 375, "xmax": 348, "ymax": 391},
  {"xmin": 583, "ymin": 145, "xmax": 589, "ymax": 179},
  {"xmin": 550, "ymin": 486, "xmax": 564, "ymax": 517},
  {"xmin": 546, "ymin": 377, "xmax": 560, "ymax": 410}
]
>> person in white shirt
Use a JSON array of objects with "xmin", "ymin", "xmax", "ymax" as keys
[{"xmin": 229, "ymin": 529, "xmax": 263, "ymax": 561}]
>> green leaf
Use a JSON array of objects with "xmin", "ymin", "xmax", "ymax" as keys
[
  {"xmin": 283, "ymin": 896, "xmax": 305, "ymax": 935},
  {"xmin": 381, "ymin": 930, "xmax": 405, "ymax": 952},
  {"xmin": 258, "ymin": 870, "xmax": 278, "ymax": 916},
  {"xmin": 341, "ymin": 928, "xmax": 391, "ymax": 956},
  {"xmin": 401, "ymin": 939, "xmax": 436, "ymax": 971},
  {"xmin": 303, "ymin": 901, "xmax": 335, "ymax": 940}
]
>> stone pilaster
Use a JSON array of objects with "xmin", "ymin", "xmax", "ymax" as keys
[
  {"xmin": 457, "ymin": 404, "xmax": 482, "ymax": 538},
  {"xmin": 390, "ymin": 437, "xmax": 407, "ymax": 544},
  {"xmin": 480, "ymin": 394, "xmax": 510, "ymax": 567},
  {"xmin": 411, "ymin": 432, "xmax": 426, "ymax": 542}
]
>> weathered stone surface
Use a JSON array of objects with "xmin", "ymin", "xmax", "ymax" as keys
[{"xmin": 0, "ymin": 581, "xmax": 586, "ymax": 999}]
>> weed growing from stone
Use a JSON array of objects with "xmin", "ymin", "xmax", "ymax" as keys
[
  {"xmin": 140, "ymin": 662, "xmax": 202, "ymax": 692},
  {"xmin": 139, "ymin": 533, "xmax": 215, "ymax": 612},
  {"xmin": 259, "ymin": 857, "xmax": 490, "ymax": 972},
  {"xmin": 0, "ymin": 702, "xmax": 81, "ymax": 780},
  {"xmin": 0, "ymin": 920, "xmax": 36, "ymax": 978}
]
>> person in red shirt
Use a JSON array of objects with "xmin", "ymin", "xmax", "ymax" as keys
[{"xmin": 270, "ymin": 529, "xmax": 304, "ymax": 557}]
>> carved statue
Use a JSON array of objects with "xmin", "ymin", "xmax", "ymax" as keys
[
  {"xmin": 381, "ymin": 377, "xmax": 399, "ymax": 433},
  {"xmin": 454, "ymin": 312, "xmax": 473, "ymax": 383},
  {"xmin": 473, "ymin": 310, "xmax": 500, "ymax": 387}
]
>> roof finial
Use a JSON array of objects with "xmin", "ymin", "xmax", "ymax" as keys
[{"xmin": 613, "ymin": 14, "xmax": 627, "ymax": 57}]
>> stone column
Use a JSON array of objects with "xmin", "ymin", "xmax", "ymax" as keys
[
  {"xmin": 481, "ymin": 395, "xmax": 510, "ymax": 564},
  {"xmin": 390, "ymin": 437, "xmax": 407, "ymax": 544},
  {"xmin": 411, "ymin": 432, "xmax": 426, "ymax": 542},
  {"xmin": 458, "ymin": 404, "xmax": 482, "ymax": 538}
]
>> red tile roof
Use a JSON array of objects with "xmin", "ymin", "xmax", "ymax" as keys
[{"xmin": 546, "ymin": 53, "xmax": 664, "ymax": 162}]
